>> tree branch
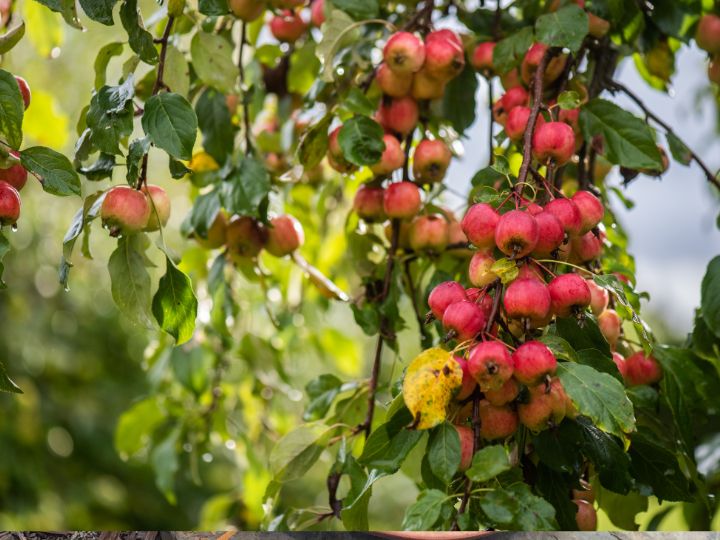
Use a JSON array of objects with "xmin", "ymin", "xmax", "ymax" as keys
[{"xmin": 238, "ymin": 22, "xmax": 254, "ymax": 156}]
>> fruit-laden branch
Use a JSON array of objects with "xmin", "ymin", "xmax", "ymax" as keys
[
  {"xmin": 238, "ymin": 22, "xmax": 254, "ymax": 156},
  {"xmin": 608, "ymin": 79, "xmax": 720, "ymax": 191}
]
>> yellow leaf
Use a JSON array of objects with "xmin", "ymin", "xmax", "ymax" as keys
[
  {"xmin": 23, "ymin": 90, "xmax": 69, "ymax": 149},
  {"xmin": 403, "ymin": 348, "xmax": 463, "ymax": 430}
]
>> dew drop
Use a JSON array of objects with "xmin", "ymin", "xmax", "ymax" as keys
[{"xmin": 10, "ymin": 224, "xmax": 17, "ymax": 232}]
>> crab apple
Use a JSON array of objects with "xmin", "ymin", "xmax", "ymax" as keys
[
  {"xmin": 548, "ymin": 273, "xmax": 591, "ymax": 317},
  {"xmin": 461, "ymin": 203, "xmax": 500, "ymax": 249},
  {"xmin": 376, "ymin": 63, "xmax": 412, "ymax": 97},
  {"xmin": 468, "ymin": 250, "xmax": 498, "ymax": 287},
  {"xmin": 409, "ymin": 214, "xmax": 449, "ymax": 252},
  {"xmin": 383, "ymin": 181, "xmax": 421, "ymax": 219},
  {"xmin": 141, "ymin": 184, "xmax": 171, "ymax": 232},
  {"xmin": 512, "ymin": 341, "xmax": 557, "ymax": 385},
  {"xmin": 573, "ymin": 479, "xmax": 596, "ymax": 503},
  {"xmin": 226, "ymin": 216, "xmax": 266, "ymax": 259},
  {"xmin": 518, "ymin": 379, "xmax": 567, "ymax": 431},
  {"xmin": 479, "ymin": 400, "xmax": 519, "ymax": 440},
  {"xmin": 558, "ymin": 107, "xmax": 580, "ymax": 136},
  {"xmin": 0, "ymin": 181, "xmax": 20, "ymax": 226},
  {"xmin": 532, "ymin": 122, "xmax": 576, "ymax": 165},
  {"xmin": 709, "ymin": 56, "xmax": 720, "ymax": 85},
  {"xmin": 624, "ymin": 351, "xmax": 663, "ymax": 386},
  {"xmin": 505, "ymin": 106, "xmax": 545, "ymax": 143},
  {"xmin": 598, "ymin": 309, "xmax": 622, "ymax": 348},
  {"xmin": 696, "ymin": 14, "xmax": 720, "ymax": 54},
  {"xmin": 14, "ymin": 76, "xmax": 30, "ymax": 110},
  {"xmin": 521, "ymin": 43, "xmax": 566, "ymax": 86},
  {"xmin": 269, "ymin": 10, "xmax": 306, "ymax": 43},
  {"xmin": 447, "ymin": 220, "xmax": 471, "ymax": 255},
  {"xmin": 424, "ymin": 29, "xmax": 465, "ymax": 80},
  {"xmin": 265, "ymin": 215, "xmax": 304, "ymax": 257},
  {"xmin": 353, "ymin": 184, "xmax": 386, "ymax": 222},
  {"xmin": 571, "ymin": 190, "xmax": 604, "ymax": 234},
  {"xmin": 0, "ymin": 158, "xmax": 27, "ymax": 191},
  {"xmin": 428, "ymin": 281, "xmax": 467, "ymax": 320},
  {"xmin": 517, "ymin": 261, "xmax": 545, "ymax": 282},
  {"xmin": 410, "ymin": 68, "xmax": 447, "ymax": 100},
  {"xmin": 500, "ymin": 68, "xmax": 522, "ymax": 90},
  {"xmin": 377, "ymin": 97, "xmax": 419, "ymax": 135},
  {"xmin": 544, "ymin": 197, "xmax": 582, "ymax": 236},
  {"xmin": 454, "ymin": 425, "xmax": 475, "ymax": 471},
  {"xmin": 495, "ymin": 210, "xmax": 539, "ymax": 258},
  {"xmin": 269, "ymin": 0, "xmax": 303, "ymax": 6},
  {"xmin": 471, "ymin": 41, "xmax": 496, "ymax": 72},
  {"xmin": 100, "ymin": 185, "xmax": 151, "ymax": 234},
  {"xmin": 327, "ymin": 126, "xmax": 356, "ymax": 174},
  {"xmin": 229, "ymin": 0, "xmax": 265, "ymax": 21},
  {"xmin": 468, "ymin": 341, "xmax": 513, "ymax": 392},
  {"xmin": 492, "ymin": 86, "xmax": 529, "ymax": 125},
  {"xmin": 612, "ymin": 352, "xmax": 627, "ymax": 378},
  {"xmin": 454, "ymin": 356, "xmax": 477, "ymax": 401},
  {"xmin": 310, "ymin": 0, "xmax": 324, "ymax": 26},
  {"xmin": 485, "ymin": 378, "xmax": 520, "ymax": 406},
  {"xmin": 413, "ymin": 139, "xmax": 452, "ymax": 184},
  {"xmin": 196, "ymin": 211, "xmax": 228, "ymax": 249},
  {"xmin": 587, "ymin": 278, "xmax": 609, "ymax": 316},
  {"xmin": 531, "ymin": 211, "xmax": 565, "ymax": 257},
  {"xmin": 383, "ymin": 31, "xmax": 425, "ymax": 74},
  {"xmin": 371, "ymin": 134, "xmax": 405, "ymax": 176},
  {"xmin": 442, "ymin": 300, "xmax": 486, "ymax": 341},
  {"xmin": 570, "ymin": 231, "xmax": 603, "ymax": 263},
  {"xmin": 503, "ymin": 278, "xmax": 552, "ymax": 322},
  {"xmin": 466, "ymin": 288, "xmax": 494, "ymax": 320},
  {"xmin": 574, "ymin": 500, "xmax": 598, "ymax": 531}
]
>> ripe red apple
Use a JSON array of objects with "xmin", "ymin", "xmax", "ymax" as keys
[
  {"xmin": 455, "ymin": 425, "xmax": 475, "ymax": 471},
  {"xmin": 376, "ymin": 63, "xmax": 412, "ymax": 97},
  {"xmin": 265, "ymin": 215, "xmax": 304, "ymax": 257},
  {"xmin": 612, "ymin": 352, "xmax": 627, "ymax": 378},
  {"xmin": 531, "ymin": 211, "xmax": 565, "ymax": 257},
  {"xmin": 494, "ymin": 209, "xmax": 539, "ymax": 258},
  {"xmin": 696, "ymin": 14, "xmax": 720, "ymax": 54},
  {"xmin": 468, "ymin": 250, "xmax": 498, "ymax": 287},
  {"xmin": 586, "ymin": 278, "xmax": 609, "ymax": 316},
  {"xmin": 0, "ymin": 157, "xmax": 27, "ymax": 191},
  {"xmin": 101, "ymin": 185, "xmax": 151, "ymax": 234},
  {"xmin": 484, "ymin": 378, "xmax": 520, "ymax": 406},
  {"xmin": 141, "ymin": 184, "xmax": 171, "ymax": 232},
  {"xmin": 544, "ymin": 197, "xmax": 582, "ymax": 236},
  {"xmin": 548, "ymin": 273, "xmax": 591, "ymax": 317},
  {"xmin": 383, "ymin": 181, "xmax": 421, "ymax": 219},
  {"xmin": 310, "ymin": 0, "xmax": 325, "ymax": 26},
  {"xmin": 479, "ymin": 400, "xmax": 519, "ymax": 440},
  {"xmin": 471, "ymin": 41, "xmax": 496, "ymax": 73},
  {"xmin": 442, "ymin": 300, "xmax": 486, "ymax": 341},
  {"xmin": 413, "ymin": 139, "xmax": 452, "ymax": 184},
  {"xmin": 517, "ymin": 261, "xmax": 544, "ymax": 282},
  {"xmin": 492, "ymin": 86, "xmax": 529, "ymax": 125},
  {"xmin": 353, "ymin": 184, "xmax": 386, "ymax": 222},
  {"xmin": 454, "ymin": 356, "xmax": 477, "ymax": 401},
  {"xmin": 569, "ymin": 231, "xmax": 603, "ymax": 263},
  {"xmin": 505, "ymin": 106, "xmax": 546, "ymax": 143},
  {"xmin": 377, "ymin": 97, "xmax": 419, "ymax": 135},
  {"xmin": 269, "ymin": 10, "xmax": 306, "ymax": 43},
  {"xmin": 518, "ymin": 378, "xmax": 567, "ymax": 431},
  {"xmin": 447, "ymin": 220, "xmax": 471, "ymax": 255},
  {"xmin": 327, "ymin": 126, "xmax": 356, "ymax": 174},
  {"xmin": 466, "ymin": 287, "xmax": 494, "ymax": 320},
  {"xmin": 15, "ymin": 76, "xmax": 30, "ymax": 110},
  {"xmin": 532, "ymin": 121, "xmax": 576, "ymax": 165},
  {"xmin": 624, "ymin": 351, "xmax": 663, "ymax": 386},
  {"xmin": 424, "ymin": 29, "xmax": 465, "ymax": 80},
  {"xmin": 408, "ymin": 214, "xmax": 449, "ymax": 252},
  {"xmin": 500, "ymin": 68, "xmax": 522, "ymax": 90},
  {"xmin": 411, "ymin": 67, "xmax": 447, "ymax": 100},
  {"xmin": 521, "ymin": 43, "xmax": 566, "ymax": 86},
  {"xmin": 0, "ymin": 181, "xmax": 20, "ymax": 226},
  {"xmin": 571, "ymin": 190, "xmax": 604, "ymax": 234},
  {"xmin": 371, "ymin": 134, "xmax": 405, "ymax": 176},
  {"xmin": 574, "ymin": 499, "xmax": 598, "ymax": 531},
  {"xmin": 503, "ymin": 277, "xmax": 551, "ymax": 322},
  {"xmin": 598, "ymin": 309, "xmax": 621, "ymax": 348},
  {"xmin": 461, "ymin": 203, "xmax": 500, "ymax": 249},
  {"xmin": 195, "ymin": 211, "xmax": 228, "ymax": 249},
  {"xmin": 558, "ymin": 107, "xmax": 580, "ymax": 136},
  {"xmin": 428, "ymin": 281, "xmax": 467, "ymax": 320},
  {"xmin": 468, "ymin": 341, "xmax": 513, "ymax": 392},
  {"xmin": 573, "ymin": 479, "xmax": 596, "ymax": 503},
  {"xmin": 226, "ymin": 216, "xmax": 266, "ymax": 260},
  {"xmin": 383, "ymin": 31, "xmax": 426, "ymax": 74},
  {"xmin": 229, "ymin": 0, "xmax": 265, "ymax": 21},
  {"xmin": 512, "ymin": 340, "xmax": 557, "ymax": 385}
]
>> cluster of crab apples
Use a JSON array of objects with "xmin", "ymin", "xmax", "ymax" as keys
[
  {"xmin": 228, "ymin": 0, "xmax": 326, "ymax": 43},
  {"xmin": 697, "ymin": 14, "xmax": 720, "ymax": 86},
  {"xmin": 0, "ymin": 76, "xmax": 32, "ymax": 229}
]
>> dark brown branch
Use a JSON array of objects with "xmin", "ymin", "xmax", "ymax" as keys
[
  {"xmin": 238, "ymin": 22, "xmax": 254, "ymax": 156},
  {"xmin": 487, "ymin": 76, "xmax": 494, "ymax": 166}
]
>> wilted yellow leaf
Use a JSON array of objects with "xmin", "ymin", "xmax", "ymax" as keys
[{"xmin": 403, "ymin": 348, "xmax": 463, "ymax": 430}]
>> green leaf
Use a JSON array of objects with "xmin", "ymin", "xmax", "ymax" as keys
[
  {"xmin": 198, "ymin": 0, "xmax": 229, "ymax": 15},
  {"xmin": 288, "ymin": 41, "xmax": 321, "ymax": 95},
  {"xmin": 142, "ymin": 92, "xmax": 198, "ymax": 161},
  {"xmin": 78, "ymin": 153, "xmax": 115, "ymax": 182},
  {"xmin": 85, "ymin": 76, "xmax": 135, "ymax": 155},
  {"xmin": 535, "ymin": 464, "xmax": 578, "ymax": 530},
  {"xmin": 359, "ymin": 405, "xmax": 424, "ymax": 473},
  {"xmin": 493, "ymin": 26, "xmax": 534, "ymax": 74},
  {"xmin": 490, "ymin": 257, "xmax": 518, "ymax": 284},
  {"xmin": 60, "ymin": 192, "xmax": 105, "ymax": 289},
  {"xmin": 269, "ymin": 423, "xmax": 333, "ymax": 482},
  {"xmin": 163, "ymin": 45, "xmax": 190, "ymax": 97},
  {"xmin": 303, "ymin": 374, "xmax": 343, "ymax": 421},
  {"xmin": 535, "ymin": 4, "xmax": 589, "ymax": 52},
  {"xmin": 108, "ymin": 234, "xmax": 153, "ymax": 327},
  {"xmin": 539, "ymin": 334, "xmax": 579, "ymax": 363},
  {"xmin": 186, "ymin": 189, "xmax": 221, "ymax": 239},
  {"xmin": 576, "ymin": 348, "xmax": 623, "ymax": 380},
  {"xmin": 79, "ymin": 0, "xmax": 117, "ymax": 25},
  {"xmin": 442, "ymin": 64, "xmax": 478, "ymax": 135},
  {"xmin": 471, "ymin": 166, "xmax": 505, "ymax": 187},
  {"xmin": 466, "ymin": 445, "xmax": 511, "ymax": 482},
  {"xmin": 195, "ymin": 88, "xmax": 235, "ymax": 164},
  {"xmin": 580, "ymin": 98, "xmax": 663, "ymax": 170},
  {"xmin": 0, "ymin": 69, "xmax": 25, "ymax": 149},
  {"xmin": 574, "ymin": 417, "xmax": 632, "ymax": 494},
  {"xmin": 190, "ymin": 32, "xmax": 237, "ymax": 94},
  {"xmin": 152, "ymin": 256, "xmax": 198, "ymax": 345},
  {"xmin": 666, "ymin": 131, "xmax": 692, "ymax": 166},
  {"xmin": 338, "ymin": 116, "xmax": 385, "ymax": 166},
  {"xmin": 341, "ymin": 88, "xmax": 377, "ymax": 117},
  {"xmin": 170, "ymin": 347, "xmax": 211, "ymax": 395},
  {"xmin": 700, "ymin": 256, "xmax": 720, "ymax": 339},
  {"xmin": 557, "ymin": 362, "xmax": 635, "ymax": 440},
  {"xmin": 0, "ymin": 21, "xmax": 25, "ymax": 55},
  {"xmin": 126, "ymin": 136, "xmax": 151, "ymax": 186},
  {"xmin": 557, "ymin": 91, "xmax": 581, "ymax": 110},
  {"xmin": 330, "ymin": 0, "xmax": 378, "ymax": 20},
  {"xmin": 629, "ymin": 428, "xmax": 693, "ymax": 502},
  {"xmin": 401, "ymin": 489, "xmax": 446, "ymax": 531},
  {"xmin": 317, "ymin": 9, "xmax": 357, "ymax": 82},
  {"xmin": 119, "ymin": 0, "xmax": 158, "ymax": 65},
  {"xmin": 480, "ymin": 483, "xmax": 558, "ymax": 530},
  {"xmin": 114, "ymin": 397, "xmax": 164, "ymax": 459},
  {"xmin": 296, "ymin": 114, "xmax": 332, "ymax": 169},
  {"xmin": 593, "ymin": 273, "xmax": 652, "ymax": 351},
  {"xmin": 597, "ymin": 487, "xmax": 648, "ymax": 530},
  {"xmin": 0, "ymin": 358, "xmax": 22, "ymax": 394},
  {"xmin": 21, "ymin": 146, "xmax": 81, "ymax": 197},
  {"xmin": 555, "ymin": 315, "xmax": 611, "ymax": 358},
  {"xmin": 151, "ymin": 427, "xmax": 180, "ymax": 504},
  {"xmin": 93, "ymin": 42, "xmax": 124, "ymax": 90},
  {"xmin": 427, "ymin": 422, "xmax": 461, "ymax": 483},
  {"xmin": 221, "ymin": 157, "xmax": 271, "ymax": 219}
]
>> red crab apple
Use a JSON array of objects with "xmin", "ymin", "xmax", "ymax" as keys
[
  {"xmin": 196, "ymin": 211, "xmax": 228, "ymax": 249},
  {"xmin": 229, "ymin": 0, "xmax": 265, "ymax": 21},
  {"xmin": 454, "ymin": 356, "xmax": 477, "ymax": 401},
  {"xmin": 587, "ymin": 278, "xmax": 609, "ymax": 316},
  {"xmin": 624, "ymin": 351, "xmax": 663, "ymax": 386},
  {"xmin": 408, "ymin": 214, "xmax": 449, "ymax": 252},
  {"xmin": 696, "ymin": 14, "xmax": 720, "ymax": 54},
  {"xmin": 383, "ymin": 32, "xmax": 426, "ymax": 75},
  {"xmin": 410, "ymin": 68, "xmax": 447, "ymax": 100},
  {"xmin": 494, "ymin": 209, "xmax": 539, "ymax": 258},
  {"xmin": 265, "ymin": 215, "xmax": 304, "ymax": 257},
  {"xmin": 466, "ymin": 287, "xmax": 494, "ymax": 320},
  {"xmin": 558, "ymin": 107, "xmax": 580, "ymax": 135},
  {"xmin": 269, "ymin": 10, "xmax": 307, "ymax": 43},
  {"xmin": 532, "ymin": 121, "xmax": 576, "ymax": 165},
  {"xmin": 531, "ymin": 211, "xmax": 565, "ymax": 257},
  {"xmin": 500, "ymin": 68, "xmax": 522, "ymax": 90},
  {"xmin": 548, "ymin": 273, "xmax": 591, "ymax": 317},
  {"xmin": 375, "ymin": 63, "xmax": 412, "ymax": 98},
  {"xmin": 0, "ymin": 181, "xmax": 20, "ymax": 226},
  {"xmin": 370, "ymin": 134, "xmax": 405, "ymax": 176},
  {"xmin": 101, "ymin": 185, "xmax": 151, "ymax": 234},
  {"xmin": 544, "ymin": 197, "xmax": 582, "ymax": 236},
  {"xmin": 484, "ymin": 378, "xmax": 520, "ymax": 406},
  {"xmin": 503, "ymin": 277, "xmax": 552, "ymax": 321},
  {"xmin": 468, "ymin": 250, "xmax": 498, "ymax": 287},
  {"xmin": 575, "ymin": 499, "xmax": 598, "ymax": 531},
  {"xmin": 571, "ymin": 190, "xmax": 604, "ymax": 234},
  {"xmin": 492, "ymin": 86, "xmax": 529, "ymax": 125},
  {"xmin": 15, "ymin": 76, "xmax": 30, "ymax": 110},
  {"xmin": 598, "ymin": 309, "xmax": 622, "ymax": 348},
  {"xmin": 327, "ymin": 126, "xmax": 356, "ymax": 174},
  {"xmin": 455, "ymin": 425, "xmax": 474, "ymax": 471},
  {"xmin": 0, "ymin": 154, "xmax": 27, "ymax": 191},
  {"xmin": 310, "ymin": 0, "xmax": 324, "ymax": 26},
  {"xmin": 428, "ymin": 281, "xmax": 467, "ymax": 320},
  {"xmin": 353, "ymin": 184, "xmax": 386, "ymax": 222},
  {"xmin": 461, "ymin": 202, "xmax": 500, "ymax": 249},
  {"xmin": 142, "ymin": 184, "xmax": 171, "ymax": 232},
  {"xmin": 573, "ymin": 479, "xmax": 596, "ymax": 503},
  {"xmin": 521, "ymin": 43, "xmax": 567, "ymax": 86},
  {"xmin": 383, "ymin": 181, "xmax": 421, "ymax": 219},
  {"xmin": 570, "ymin": 231, "xmax": 603, "ymax": 263},
  {"xmin": 413, "ymin": 139, "xmax": 452, "ymax": 184},
  {"xmin": 505, "ymin": 106, "xmax": 545, "ymax": 143},
  {"xmin": 377, "ymin": 97, "xmax": 419, "ymax": 135},
  {"xmin": 517, "ymin": 261, "xmax": 544, "ymax": 282},
  {"xmin": 468, "ymin": 340, "xmax": 513, "ymax": 392},
  {"xmin": 442, "ymin": 300, "xmax": 486, "ymax": 341},
  {"xmin": 423, "ymin": 29, "xmax": 465, "ymax": 80},
  {"xmin": 226, "ymin": 216, "xmax": 266, "ymax": 259},
  {"xmin": 512, "ymin": 340, "xmax": 557, "ymax": 385},
  {"xmin": 479, "ymin": 400, "xmax": 519, "ymax": 440},
  {"xmin": 518, "ymin": 378, "xmax": 567, "ymax": 431},
  {"xmin": 471, "ymin": 41, "xmax": 496, "ymax": 72},
  {"xmin": 612, "ymin": 352, "xmax": 627, "ymax": 378}
]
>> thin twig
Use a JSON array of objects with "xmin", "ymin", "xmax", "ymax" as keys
[
  {"xmin": 487, "ymin": 76, "xmax": 494, "ymax": 166},
  {"xmin": 238, "ymin": 22, "xmax": 254, "ymax": 156},
  {"xmin": 404, "ymin": 259, "xmax": 431, "ymax": 345}
]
